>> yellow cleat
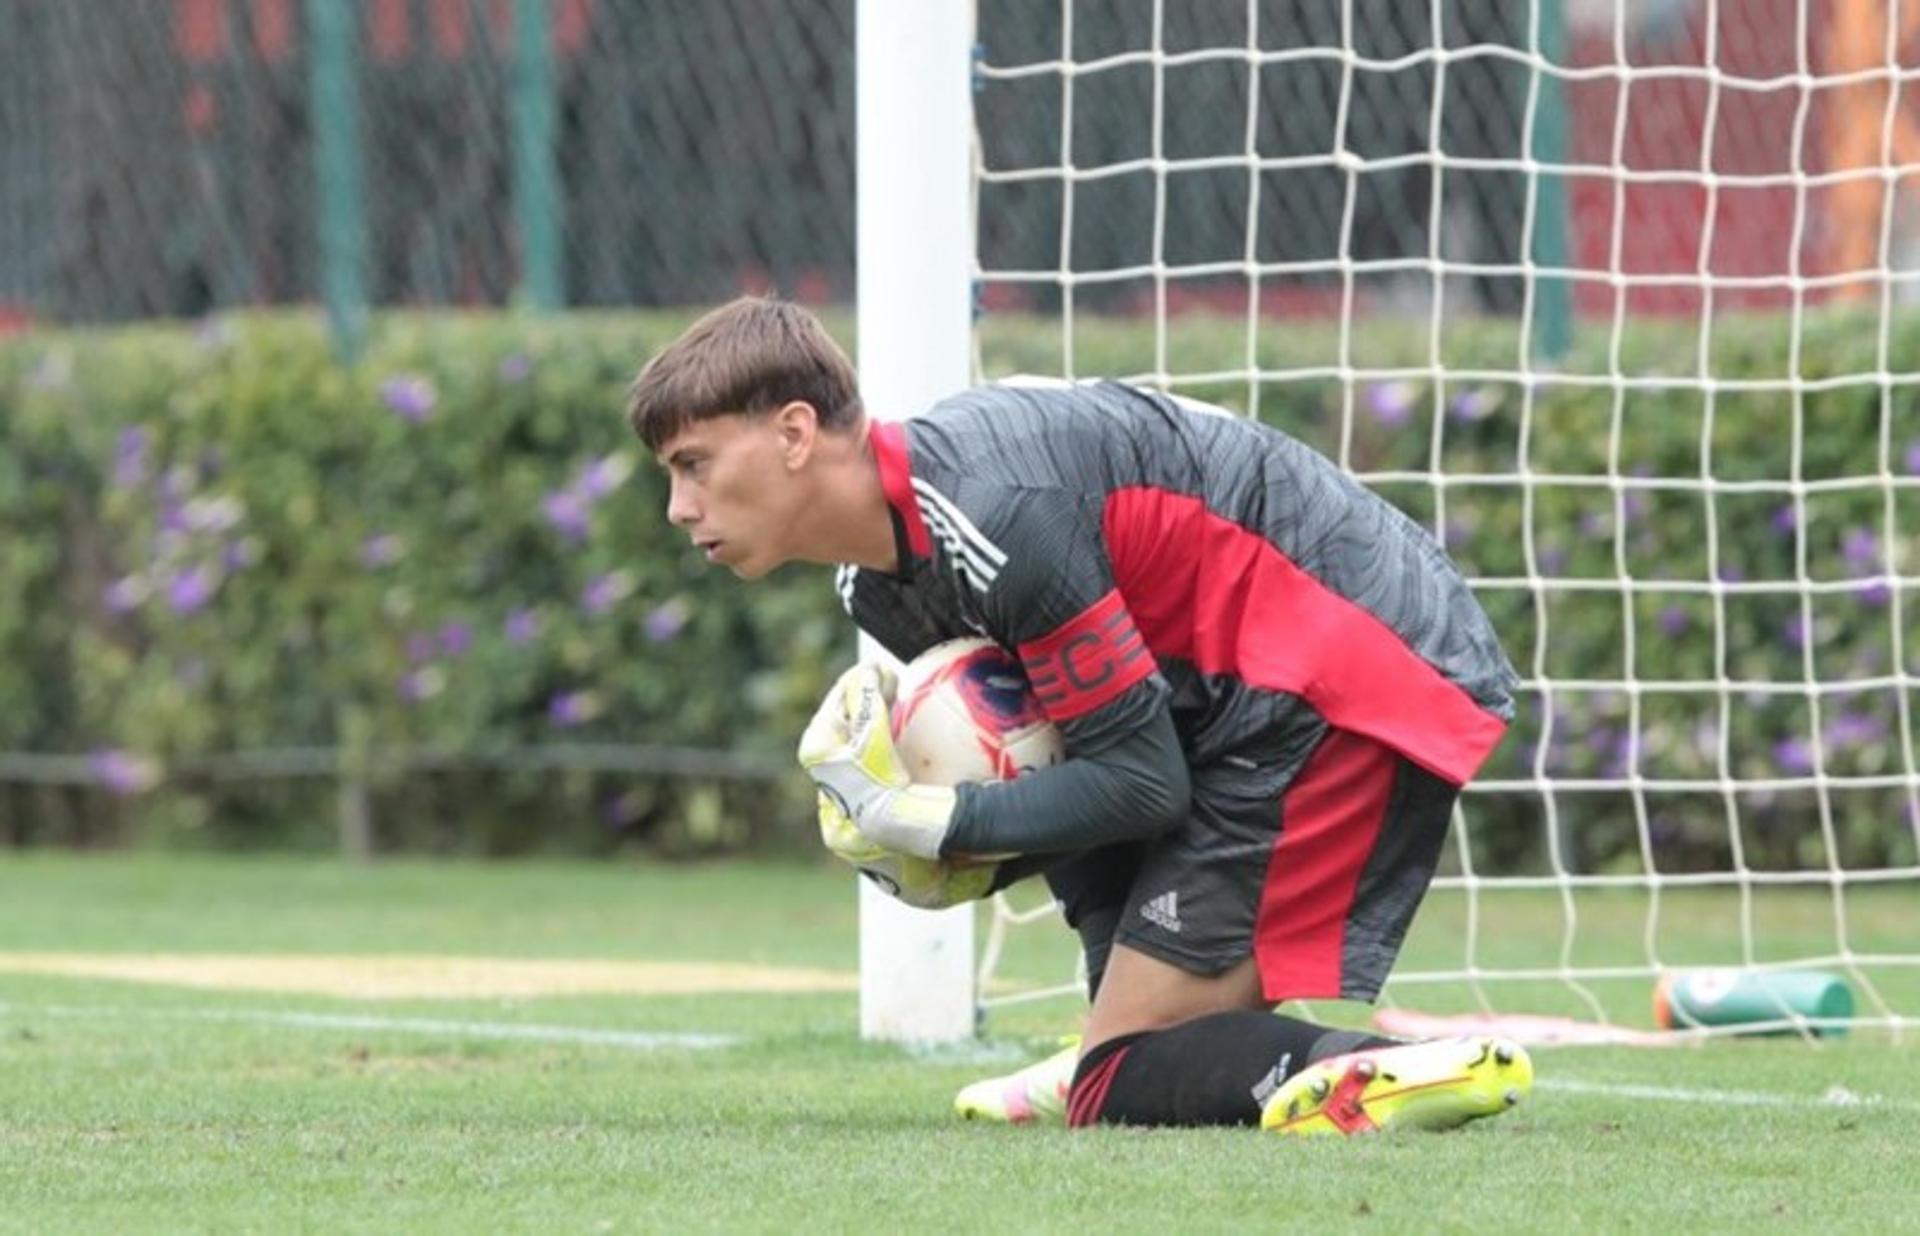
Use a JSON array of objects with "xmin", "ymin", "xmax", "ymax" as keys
[
  {"xmin": 1261, "ymin": 1035, "xmax": 1533, "ymax": 1136},
  {"xmin": 954, "ymin": 1039, "xmax": 1080, "ymax": 1125}
]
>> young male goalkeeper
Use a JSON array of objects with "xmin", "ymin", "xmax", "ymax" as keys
[{"xmin": 628, "ymin": 297, "xmax": 1534, "ymax": 1134}]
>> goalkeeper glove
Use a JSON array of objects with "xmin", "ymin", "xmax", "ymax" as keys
[{"xmin": 797, "ymin": 662, "xmax": 958, "ymax": 861}]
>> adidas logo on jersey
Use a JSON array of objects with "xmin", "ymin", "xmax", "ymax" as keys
[{"xmin": 1139, "ymin": 890, "xmax": 1182, "ymax": 934}]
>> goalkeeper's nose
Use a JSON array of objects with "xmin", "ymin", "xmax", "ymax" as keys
[{"xmin": 665, "ymin": 477, "xmax": 699, "ymax": 527}]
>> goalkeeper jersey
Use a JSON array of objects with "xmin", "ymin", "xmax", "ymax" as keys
[{"xmin": 837, "ymin": 380, "xmax": 1517, "ymax": 788}]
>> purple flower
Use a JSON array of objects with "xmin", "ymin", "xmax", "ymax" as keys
[
  {"xmin": 379, "ymin": 375, "xmax": 437, "ymax": 424},
  {"xmin": 1622, "ymin": 491, "xmax": 1648, "ymax": 523},
  {"xmin": 1717, "ymin": 564, "xmax": 1746, "ymax": 583},
  {"xmin": 1783, "ymin": 613, "xmax": 1808, "ymax": 650},
  {"xmin": 359, "ymin": 534, "xmax": 401, "ymax": 568},
  {"xmin": 405, "ymin": 631, "xmax": 438, "ymax": 664},
  {"xmin": 581, "ymin": 571, "xmax": 635, "ymax": 616},
  {"xmin": 1602, "ymin": 740, "xmax": 1633, "ymax": 780},
  {"xmin": 397, "ymin": 667, "xmax": 445, "ymax": 703},
  {"xmin": 1364, "ymin": 381, "xmax": 1418, "ymax": 427},
  {"xmin": 578, "ymin": 454, "xmax": 633, "ymax": 500},
  {"xmin": 1449, "ymin": 387, "xmax": 1499, "ymax": 423},
  {"xmin": 1906, "ymin": 438, "xmax": 1920, "ymax": 475},
  {"xmin": 165, "ymin": 565, "xmax": 219, "ymax": 615},
  {"xmin": 644, "ymin": 598, "xmax": 690, "ymax": 643},
  {"xmin": 159, "ymin": 494, "xmax": 189, "ymax": 534},
  {"xmin": 1773, "ymin": 737, "xmax": 1815, "ymax": 775},
  {"xmin": 102, "ymin": 575, "xmax": 148, "ymax": 614},
  {"xmin": 1841, "ymin": 527, "xmax": 1879, "ymax": 572},
  {"xmin": 1539, "ymin": 546, "xmax": 1569, "ymax": 574},
  {"xmin": 1770, "ymin": 505, "xmax": 1798, "ymax": 536},
  {"xmin": 1658, "ymin": 605, "xmax": 1689, "ymax": 635},
  {"xmin": 1824, "ymin": 712, "xmax": 1886, "ymax": 750},
  {"xmin": 504, "ymin": 608, "xmax": 540, "ymax": 645},
  {"xmin": 542, "ymin": 490, "xmax": 591, "ymax": 542},
  {"xmin": 221, "ymin": 538, "xmax": 259, "ymax": 571},
  {"xmin": 112, "ymin": 428, "xmax": 149, "ymax": 490},
  {"xmin": 1855, "ymin": 579, "xmax": 1892, "ymax": 607},
  {"xmin": 498, "ymin": 353, "xmax": 533, "ymax": 383},
  {"xmin": 438, "ymin": 620, "xmax": 473, "ymax": 657},
  {"xmin": 89, "ymin": 748, "xmax": 159, "ymax": 796},
  {"xmin": 1578, "ymin": 510, "xmax": 1610, "ymax": 538},
  {"xmin": 548, "ymin": 690, "xmax": 601, "ymax": 728}
]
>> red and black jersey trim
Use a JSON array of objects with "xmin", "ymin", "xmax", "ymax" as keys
[
  {"xmin": 869, "ymin": 420, "xmax": 933, "ymax": 559},
  {"xmin": 1018, "ymin": 589, "xmax": 1155, "ymax": 723}
]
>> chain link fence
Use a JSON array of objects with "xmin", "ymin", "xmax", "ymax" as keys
[
  {"xmin": 0, "ymin": 0, "xmax": 861, "ymax": 325},
  {"xmin": 1, "ymin": 0, "xmax": 1571, "ymax": 332}
]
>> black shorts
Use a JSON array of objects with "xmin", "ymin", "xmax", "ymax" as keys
[{"xmin": 1035, "ymin": 727, "xmax": 1457, "ymax": 1003}]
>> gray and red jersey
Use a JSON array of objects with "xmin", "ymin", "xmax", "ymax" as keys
[{"xmin": 839, "ymin": 380, "xmax": 1516, "ymax": 788}]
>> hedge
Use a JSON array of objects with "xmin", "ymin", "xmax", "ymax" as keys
[
  {"xmin": 0, "ymin": 313, "xmax": 849, "ymax": 855},
  {"xmin": 3, "ymin": 306, "xmax": 1917, "ymax": 873}
]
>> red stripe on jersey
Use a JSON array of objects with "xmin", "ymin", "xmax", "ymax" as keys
[
  {"xmin": 1253, "ymin": 730, "xmax": 1396, "ymax": 999},
  {"xmin": 1017, "ymin": 590, "xmax": 1155, "ymax": 723},
  {"xmin": 1101, "ymin": 487, "xmax": 1504, "ymax": 786},
  {"xmin": 869, "ymin": 421, "xmax": 933, "ymax": 558}
]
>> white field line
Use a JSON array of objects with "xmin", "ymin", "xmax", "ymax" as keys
[
  {"xmin": 1543, "ymin": 1076, "xmax": 1920, "ymax": 1114},
  {"xmin": 0, "ymin": 1002, "xmax": 741, "ymax": 1051}
]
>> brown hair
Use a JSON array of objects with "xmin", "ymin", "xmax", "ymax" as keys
[{"xmin": 626, "ymin": 297, "xmax": 862, "ymax": 450}]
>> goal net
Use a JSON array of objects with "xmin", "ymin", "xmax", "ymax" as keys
[{"xmin": 966, "ymin": 0, "xmax": 1920, "ymax": 1036}]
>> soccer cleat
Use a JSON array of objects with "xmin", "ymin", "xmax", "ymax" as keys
[
  {"xmin": 954, "ymin": 1039, "xmax": 1080, "ymax": 1125},
  {"xmin": 1260, "ymin": 1035, "xmax": 1533, "ymax": 1136}
]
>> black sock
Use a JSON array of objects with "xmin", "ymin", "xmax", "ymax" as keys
[{"xmin": 1067, "ymin": 1011, "xmax": 1399, "ymax": 1128}]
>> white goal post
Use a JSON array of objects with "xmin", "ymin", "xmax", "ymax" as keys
[
  {"xmin": 859, "ymin": 0, "xmax": 1920, "ymax": 1040},
  {"xmin": 853, "ymin": 0, "xmax": 979, "ymax": 1043}
]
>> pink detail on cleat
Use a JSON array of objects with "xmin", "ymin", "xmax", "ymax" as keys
[{"xmin": 1002, "ymin": 1082, "xmax": 1036, "ymax": 1124}]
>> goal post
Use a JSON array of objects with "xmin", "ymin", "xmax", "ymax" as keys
[{"xmin": 852, "ymin": 0, "xmax": 978, "ymax": 1043}]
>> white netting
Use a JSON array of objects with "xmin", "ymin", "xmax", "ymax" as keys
[{"xmin": 971, "ymin": 0, "xmax": 1920, "ymax": 1034}]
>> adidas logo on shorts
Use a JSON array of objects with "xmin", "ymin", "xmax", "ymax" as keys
[{"xmin": 1139, "ymin": 890, "xmax": 1182, "ymax": 934}]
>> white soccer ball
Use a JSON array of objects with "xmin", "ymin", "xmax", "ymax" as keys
[
  {"xmin": 842, "ymin": 638, "xmax": 1063, "ymax": 910},
  {"xmin": 890, "ymin": 637, "xmax": 1065, "ymax": 784}
]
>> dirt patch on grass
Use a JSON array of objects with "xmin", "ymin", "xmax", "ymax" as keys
[{"xmin": 0, "ymin": 952, "xmax": 857, "ymax": 999}]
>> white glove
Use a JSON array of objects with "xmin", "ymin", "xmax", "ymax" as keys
[
  {"xmin": 814, "ymin": 795, "xmax": 998, "ymax": 910},
  {"xmin": 797, "ymin": 663, "xmax": 958, "ymax": 861}
]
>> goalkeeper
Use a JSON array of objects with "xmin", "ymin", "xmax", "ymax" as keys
[{"xmin": 627, "ymin": 298, "xmax": 1533, "ymax": 1135}]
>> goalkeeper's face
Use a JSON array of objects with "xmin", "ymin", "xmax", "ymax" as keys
[{"xmin": 658, "ymin": 409, "xmax": 810, "ymax": 580}]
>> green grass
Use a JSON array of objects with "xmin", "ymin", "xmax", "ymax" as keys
[{"xmin": 1, "ymin": 852, "xmax": 1916, "ymax": 1233}]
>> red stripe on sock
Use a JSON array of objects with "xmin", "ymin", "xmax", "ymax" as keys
[{"xmin": 1066, "ymin": 1047, "xmax": 1131, "ymax": 1129}]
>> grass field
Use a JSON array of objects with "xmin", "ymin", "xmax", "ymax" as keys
[{"xmin": 1, "ymin": 852, "xmax": 1916, "ymax": 1233}]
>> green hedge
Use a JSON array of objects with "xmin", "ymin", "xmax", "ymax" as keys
[
  {"xmin": 0, "ymin": 313, "xmax": 848, "ymax": 854},
  {"xmin": 3, "ymin": 307, "xmax": 1918, "ymax": 873}
]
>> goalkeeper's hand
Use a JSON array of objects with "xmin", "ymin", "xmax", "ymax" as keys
[{"xmin": 797, "ymin": 662, "xmax": 958, "ymax": 861}]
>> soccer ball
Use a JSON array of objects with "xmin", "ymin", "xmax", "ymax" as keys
[
  {"xmin": 890, "ymin": 637, "xmax": 1065, "ymax": 784},
  {"xmin": 843, "ymin": 638, "xmax": 1063, "ymax": 911}
]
